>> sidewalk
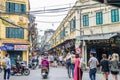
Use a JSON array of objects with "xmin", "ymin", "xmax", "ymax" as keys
[{"xmin": 83, "ymin": 72, "xmax": 120, "ymax": 80}]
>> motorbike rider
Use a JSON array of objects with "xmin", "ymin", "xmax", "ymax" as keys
[
  {"xmin": 41, "ymin": 56, "xmax": 49, "ymax": 72},
  {"xmin": 15, "ymin": 55, "xmax": 21, "ymax": 72}
]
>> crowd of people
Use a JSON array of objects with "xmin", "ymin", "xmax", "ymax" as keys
[
  {"xmin": 64, "ymin": 50, "xmax": 120, "ymax": 80},
  {"xmin": 0, "ymin": 51, "xmax": 120, "ymax": 80}
]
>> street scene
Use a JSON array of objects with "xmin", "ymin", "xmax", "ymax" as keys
[
  {"xmin": 0, "ymin": 67, "xmax": 120, "ymax": 80},
  {"xmin": 0, "ymin": 0, "xmax": 120, "ymax": 80}
]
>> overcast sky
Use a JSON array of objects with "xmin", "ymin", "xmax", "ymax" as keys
[{"xmin": 30, "ymin": 0, "xmax": 77, "ymax": 35}]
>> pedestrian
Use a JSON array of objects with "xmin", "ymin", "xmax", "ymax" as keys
[
  {"xmin": 59, "ymin": 55, "xmax": 63, "ymax": 66},
  {"xmin": 54, "ymin": 55, "xmax": 58, "ymax": 67},
  {"xmin": 79, "ymin": 53, "xmax": 84, "ymax": 79},
  {"xmin": 100, "ymin": 54, "xmax": 110, "ymax": 80},
  {"xmin": 74, "ymin": 53, "xmax": 82, "ymax": 80},
  {"xmin": 50, "ymin": 55, "xmax": 54, "ymax": 67},
  {"xmin": 110, "ymin": 53, "xmax": 119, "ymax": 80},
  {"xmin": 64, "ymin": 52, "xmax": 72, "ymax": 78},
  {"xmin": 15, "ymin": 55, "xmax": 21, "ymax": 72},
  {"xmin": 71, "ymin": 51, "xmax": 75, "ymax": 79},
  {"xmin": 88, "ymin": 51, "xmax": 99, "ymax": 80},
  {"xmin": 3, "ymin": 53, "xmax": 11, "ymax": 80}
]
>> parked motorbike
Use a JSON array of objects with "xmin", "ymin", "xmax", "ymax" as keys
[
  {"xmin": 41, "ymin": 67, "xmax": 49, "ymax": 79},
  {"xmin": 11, "ymin": 62, "xmax": 30, "ymax": 76}
]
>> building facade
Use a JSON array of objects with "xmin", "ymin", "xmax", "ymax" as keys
[
  {"xmin": 0, "ymin": 0, "xmax": 30, "ymax": 65},
  {"xmin": 28, "ymin": 14, "xmax": 38, "ymax": 54},
  {"xmin": 49, "ymin": 0, "xmax": 120, "ymax": 63},
  {"xmin": 40, "ymin": 29, "xmax": 55, "ymax": 53}
]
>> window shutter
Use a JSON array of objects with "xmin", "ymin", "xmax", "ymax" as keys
[
  {"xmin": 15, "ymin": 4, "xmax": 19, "ymax": 13},
  {"xmin": 111, "ymin": 9, "xmax": 119, "ymax": 22},
  {"xmin": 18, "ymin": 4, "xmax": 21, "ymax": 13},
  {"xmin": 6, "ymin": 2, "xmax": 10, "ymax": 12},
  {"xmin": 23, "ymin": 4, "xmax": 26, "ymax": 13},
  {"xmin": 115, "ymin": 9, "xmax": 119, "ymax": 22},
  {"xmin": 9, "ymin": 3, "xmax": 14, "ymax": 13},
  {"xmin": 87, "ymin": 15, "xmax": 89, "ymax": 26},
  {"xmin": 6, "ymin": 28, "xmax": 9, "ymax": 38}
]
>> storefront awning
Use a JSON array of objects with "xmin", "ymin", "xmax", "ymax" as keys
[{"xmin": 78, "ymin": 32, "xmax": 119, "ymax": 40}]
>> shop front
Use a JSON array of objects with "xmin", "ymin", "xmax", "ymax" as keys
[
  {"xmin": 80, "ymin": 32, "xmax": 120, "ymax": 62},
  {"xmin": 48, "ymin": 39, "xmax": 75, "ymax": 56},
  {"xmin": 1, "ymin": 44, "xmax": 29, "ymax": 65}
]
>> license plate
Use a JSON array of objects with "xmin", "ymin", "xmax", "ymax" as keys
[{"xmin": 42, "ymin": 73, "xmax": 45, "ymax": 75}]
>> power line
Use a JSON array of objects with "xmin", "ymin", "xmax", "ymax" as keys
[
  {"xmin": 30, "ymin": 7, "xmax": 71, "ymax": 13},
  {"xmin": 30, "ymin": 9, "xmax": 69, "ymax": 14},
  {"xmin": 36, "ymin": 20, "xmax": 61, "ymax": 23},
  {"xmin": 31, "ymin": 3, "xmax": 74, "ymax": 9},
  {"xmin": 35, "ymin": 14, "xmax": 67, "ymax": 17}
]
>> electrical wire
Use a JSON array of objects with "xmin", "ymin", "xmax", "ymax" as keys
[
  {"xmin": 34, "ymin": 13, "xmax": 67, "ymax": 17},
  {"xmin": 36, "ymin": 20, "xmax": 61, "ymax": 23},
  {"xmin": 31, "ymin": 9, "xmax": 69, "ymax": 14},
  {"xmin": 30, "ymin": 6, "xmax": 71, "ymax": 13},
  {"xmin": 0, "ymin": 2, "xmax": 117, "ymax": 30},
  {"xmin": 31, "ymin": 3, "xmax": 74, "ymax": 9}
]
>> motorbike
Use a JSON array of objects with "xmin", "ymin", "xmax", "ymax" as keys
[
  {"xmin": 41, "ymin": 66, "xmax": 49, "ymax": 79},
  {"xmin": 11, "ymin": 62, "xmax": 30, "ymax": 76}
]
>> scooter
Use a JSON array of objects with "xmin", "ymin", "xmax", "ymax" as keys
[
  {"xmin": 41, "ymin": 67, "xmax": 48, "ymax": 79},
  {"xmin": 11, "ymin": 62, "xmax": 30, "ymax": 76}
]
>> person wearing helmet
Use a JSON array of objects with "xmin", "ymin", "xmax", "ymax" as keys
[{"xmin": 41, "ymin": 56, "xmax": 49, "ymax": 71}]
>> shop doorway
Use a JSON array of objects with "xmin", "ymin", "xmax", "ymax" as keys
[{"xmin": 7, "ymin": 51, "xmax": 22, "ymax": 65}]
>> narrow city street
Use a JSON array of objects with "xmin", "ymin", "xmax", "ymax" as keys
[{"xmin": 0, "ymin": 67, "xmax": 120, "ymax": 80}]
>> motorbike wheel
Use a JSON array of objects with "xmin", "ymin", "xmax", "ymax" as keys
[
  {"xmin": 43, "ymin": 75, "xmax": 47, "ymax": 79},
  {"xmin": 23, "ymin": 69, "xmax": 30, "ymax": 76},
  {"xmin": 10, "ymin": 70, "xmax": 15, "ymax": 76},
  {"xmin": 0, "ymin": 68, "xmax": 2, "ymax": 73}
]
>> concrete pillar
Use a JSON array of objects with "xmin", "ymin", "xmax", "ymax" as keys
[{"xmin": 75, "ymin": 7, "xmax": 81, "ymax": 48}]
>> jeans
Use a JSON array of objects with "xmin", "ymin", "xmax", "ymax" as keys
[
  {"xmin": 89, "ymin": 68, "xmax": 97, "ymax": 80},
  {"xmin": 71, "ymin": 64, "xmax": 75, "ymax": 78},
  {"xmin": 66, "ymin": 64, "xmax": 71, "ymax": 78},
  {"xmin": 4, "ymin": 68, "xmax": 10, "ymax": 80}
]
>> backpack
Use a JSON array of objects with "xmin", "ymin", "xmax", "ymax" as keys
[
  {"xmin": 66, "ymin": 58, "xmax": 71, "ymax": 66},
  {"xmin": 1, "ymin": 59, "xmax": 7, "ymax": 68},
  {"xmin": 80, "ymin": 61, "xmax": 87, "ymax": 71}
]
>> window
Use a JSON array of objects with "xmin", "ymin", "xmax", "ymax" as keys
[
  {"xmin": 60, "ymin": 31, "xmax": 64, "ymax": 39},
  {"xmin": 70, "ymin": 17, "xmax": 76, "ymax": 31},
  {"xmin": 6, "ymin": 2, "xmax": 26, "ymax": 14},
  {"xmin": 83, "ymin": 14, "xmax": 89, "ymax": 26},
  {"xmin": 6, "ymin": 27, "xmax": 24, "ymax": 39},
  {"xmin": 111, "ymin": 9, "xmax": 119, "ymax": 22},
  {"xmin": 96, "ymin": 12, "xmax": 103, "ymax": 25},
  {"xmin": 63, "ymin": 27, "xmax": 66, "ymax": 37}
]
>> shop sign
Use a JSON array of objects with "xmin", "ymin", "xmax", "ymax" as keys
[
  {"xmin": 14, "ymin": 45, "xmax": 28, "ymax": 51},
  {"xmin": 2, "ymin": 44, "xmax": 14, "ymax": 50},
  {"xmin": 87, "ymin": 38, "xmax": 115, "ymax": 44}
]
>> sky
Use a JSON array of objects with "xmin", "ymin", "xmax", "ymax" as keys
[{"xmin": 29, "ymin": 0, "xmax": 77, "ymax": 35}]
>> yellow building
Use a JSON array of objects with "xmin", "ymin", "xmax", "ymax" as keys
[
  {"xmin": 49, "ymin": 0, "xmax": 120, "ymax": 63},
  {"xmin": 0, "ymin": 0, "xmax": 30, "ymax": 64}
]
